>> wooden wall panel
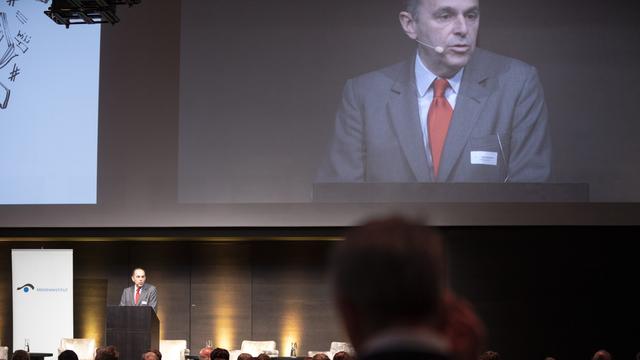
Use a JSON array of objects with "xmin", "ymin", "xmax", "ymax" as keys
[
  {"xmin": 0, "ymin": 228, "xmax": 638, "ymax": 360},
  {"xmin": 251, "ymin": 242, "xmax": 347, "ymax": 356},
  {"xmin": 73, "ymin": 242, "xmax": 129, "ymax": 345},
  {"xmin": 74, "ymin": 278, "xmax": 108, "ymax": 345},
  {"xmin": 189, "ymin": 243, "xmax": 252, "ymax": 351}
]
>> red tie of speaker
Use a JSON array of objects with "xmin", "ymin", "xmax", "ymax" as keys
[
  {"xmin": 427, "ymin": 78, "xmax": 453, "ymax": 178},
  {"xmin": 135, "ymin": 287, "xmax": 140, "ymax": 305}
]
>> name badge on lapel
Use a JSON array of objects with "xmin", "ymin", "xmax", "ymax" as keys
[{"xmin": 470, "ymin": 151, "xmax": 498, "ymax": 166}]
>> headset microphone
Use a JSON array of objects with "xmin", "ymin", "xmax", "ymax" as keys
[{"xmin": 415, "ymin": 39, "xmax": 445, "ymax": 54}]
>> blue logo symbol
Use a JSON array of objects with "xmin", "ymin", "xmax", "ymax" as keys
[{"xmin": 17, "ymin": 284, "xmax": 35, "ymax": 293}]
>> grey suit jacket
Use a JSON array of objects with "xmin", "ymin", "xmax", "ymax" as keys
[
  {"xmin": 120, "ymin": 284, "xmax": 158, "ymax": 312},
  {"xmin": 316, "ymin": 48, "xmax": 551, "ymax": 183}
]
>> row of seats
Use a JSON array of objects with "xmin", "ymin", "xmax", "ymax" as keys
[
  {"xmin": 0, "ymin": 340, "xmax": 354, "ymax": 360},
  {"xmin": 307, "ymin": 341, "xmax": 355, "ymax": 360},
  {"xmin": 0, "ymin": 340, "xmax": 184, "ymax": 360},
  {"xmin": 59, "ymin": 339, "xmax": 186, "ymax": 360}
]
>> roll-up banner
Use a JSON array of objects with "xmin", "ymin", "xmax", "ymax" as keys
[{"xmin": 12, "ymin": 249, "xmax": 73, "ymax": 355}]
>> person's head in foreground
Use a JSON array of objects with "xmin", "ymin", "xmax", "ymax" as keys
[{"xmin": 332, "ymin": 215, "xmax": 448, "ymax": 356}]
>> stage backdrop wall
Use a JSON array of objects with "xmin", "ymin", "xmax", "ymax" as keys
[
  {"xmin": 11, "ymin": 249, "xmax": 73, "ymax": 356},
  {"xmin": 0, "ymin": 230, "xmax": 638, "ymax": 360}
]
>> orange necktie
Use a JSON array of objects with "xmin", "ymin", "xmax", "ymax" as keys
[
  {"xmin": 135, "ymin": 287, "xmax": 140, "ymax": 305},
  {"xmin": 427, "ymin": 78, "xmax": 453, "ymax": 178}
]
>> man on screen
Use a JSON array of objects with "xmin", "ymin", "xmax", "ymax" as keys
[
  {"xmin": 120, "ymin": 268, "xmax": 158, "ymax": 312},
  {"xmin": 316, "ymin": 0, "xmax": 551, "ymax": 183}
]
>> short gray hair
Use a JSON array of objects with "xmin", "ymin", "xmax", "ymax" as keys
[{"xmin": 405, "ymin": 0, "xmax": 421, "ymax": 20}]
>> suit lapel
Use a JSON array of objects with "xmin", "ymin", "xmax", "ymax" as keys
[
  {"xmin": 139, "ymin": 285, "xmax": 146, "ymax": 304},
  {"xmin": 130, "ymin": 286, "xmax": 137, "ymax": 305},
  {"xmin": 387, "ymin": 57, "xmax": 432, "ymax": 182},
  {"xmin": 438, "ymin": 50, "xmax": 493, "ymax": 181}
]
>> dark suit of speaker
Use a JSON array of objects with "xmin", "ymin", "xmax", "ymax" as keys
[{"xmin": 120, "ymin": 283, "xmax": 158, "ymax": 312}]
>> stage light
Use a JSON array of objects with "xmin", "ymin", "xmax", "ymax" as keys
[{"xmin": 44, "ymin": 0, "xmax": 141, "ymax": 28}]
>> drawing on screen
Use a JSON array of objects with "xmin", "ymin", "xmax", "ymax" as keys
[
  {"xmin": 0, "ymin": 81, "xmax": 9, "ymax": 109},
  {"xmin": 8, "ymin": 62, "xmax": 19, "ymax": 81},
  {"xmin": 14, "ymin": 30, "xmax": 29, "ymax": 52},
  {"xmin": 0, "ymin": 11, "xmax": 16, "ymax": 109},
  {"xmin": 15, "ymin": 10, "xmax": 27, "ymax": 24},
  {"xmin": 0, "ymin": 12, "xmax": 17, "ymax": 69},
  {"xmin": 0, "ymin": 3, "xmax": 35, "ymax": 111}
]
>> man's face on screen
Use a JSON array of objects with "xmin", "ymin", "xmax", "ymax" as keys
[
  {"xmin": 131, "ymin": 269, "xmax": 146, "ymax": 287},
  {"xmin": 402, "ymin": 0, "xmax": 480, "ymax": 78}
]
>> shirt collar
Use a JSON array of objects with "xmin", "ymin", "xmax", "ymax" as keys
[
  {"xmin": 359, "ymin": 326, "xmax": 450, "ymax": 358},
  {"xmin": 415, "ymin": 51, "xmax": 464, "ymax": 97}
]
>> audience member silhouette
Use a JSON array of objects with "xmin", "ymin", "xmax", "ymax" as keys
[
  {"xmin": 141, "ymin": 350, "xmax": 160, "ymax": 360},
  {"xmin": 312, "ymin": 354, "xmax": 330, "ymax": 360},
  {"xmin": 438, "ymin": 290, "xmax": 486, "ymax": 360},
  {"xmin": 199, "ymin": 347, "xmax": 213, "ymax": 360},
  {"xmin": 256, "ymin": 354, "xmax": 270, "ymax": 360},
  {"xmin": 58, "ymin": 350, "xmax": 79, "ymax": 360},
  {"xmin": 331, "ymin": 216, "xmax": 449, "ymax": 360},
  {"xmin": 11, "ymin": 350, "xmax": 29, "ymax": 360},
  {"xmin": 592, "ymin": 350, "xmax": 612, "ymax": 360},
  {"xmin": 332, "ymin": 351, "xmax": 353, "ymax": 360},
  {"xmin": 478, "ymin": 351, "xmax": 500, "ymax": 360},
  {"xmin": 95, "ymin": 346, "xmax": 119, "ymax": 360},
  {"xmin": 149, "ymin": 349, "xmax": 162, "ymax": 360},
  {"xmin": 211, "ymin": 348, "xmax": 229, "ymax": 360}
]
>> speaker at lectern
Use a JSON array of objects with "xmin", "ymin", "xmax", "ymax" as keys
[{"xmin": 106, "ymin": 306, "xmax": 159, "ymax": 360}]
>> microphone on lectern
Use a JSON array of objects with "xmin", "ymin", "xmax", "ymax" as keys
[{"xmin": 415, "ymin": 39, "xmax": 445, "ymax": 54}]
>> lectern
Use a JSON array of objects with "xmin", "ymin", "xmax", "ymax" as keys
[{"xmin": 106, "ymin": 306, "xmax": 159, "ymax": 360}]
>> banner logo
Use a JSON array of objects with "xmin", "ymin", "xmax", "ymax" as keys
[{"xmin": 16, "ymin": 283, "xmax": 35, "ymax": 293}]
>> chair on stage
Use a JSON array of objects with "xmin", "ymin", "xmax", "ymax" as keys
[
  {"xmin": 58, "ymin": 338, "xmax": 97, "ymax": 360},
  {"xmin": 159, "ymin": 340, "xmax": 188, "ymax": 360},
  {"xmin": 307, "ymin": 342, "xmax": 355, "ymax": 360},
  {"xmin": 0, "ymin": 346, "xmax": 9, "ymax": 360},
  {"xmin": 230, "ymin": 340, "xmax": 278, "ymax": 360}
]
